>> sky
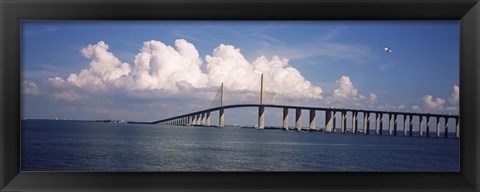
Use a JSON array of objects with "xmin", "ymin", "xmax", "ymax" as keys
[{"xmin": 21, "ymin": 21, "xmax": 459, "ymax": 127}]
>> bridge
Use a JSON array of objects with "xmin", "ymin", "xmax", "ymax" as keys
[{"xmin": 151, "ymin": 75, "xmax": 460, "ymax": 139}]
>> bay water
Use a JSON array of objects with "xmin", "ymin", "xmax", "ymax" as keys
[{"xmin": 21, "ymin": 120, "xmax": 459, "ymax": 172}]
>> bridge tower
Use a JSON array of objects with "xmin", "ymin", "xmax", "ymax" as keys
[
  {"xmin": 258, "ymin": 74, "xmax": 265, "ymax": 129},
  {"xmin": 219, "ymin": 82, "xmax": 225, "ymax": 127}
]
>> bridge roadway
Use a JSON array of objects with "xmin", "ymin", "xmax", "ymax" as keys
[{"xmin": 150, "ymin": 104, "xmax": 460, "ymax": 138}]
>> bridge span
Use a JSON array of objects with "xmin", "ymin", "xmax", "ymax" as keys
[
  {"xmin": 150, "ymin": 103, "xmax": 460, "ymax": 139},
  {"xmin": 150, "ymin": 75, "xmax": 459, "ymax": 138}
]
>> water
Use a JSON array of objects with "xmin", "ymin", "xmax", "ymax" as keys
[{"xmin": 21, "ymin": 120, "xmax": 459, "ymax": 172}]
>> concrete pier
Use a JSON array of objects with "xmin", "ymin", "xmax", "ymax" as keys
[
  {"xmin": 201, "ymin": 113, "xmax": 205, "ymax": 125},
  {"xmin": 258, "ymin": 106, "xmax": 265, "ymax": 129},
  {"xmin": 283, "ymin": 107, "xmax": 289, "ymax": 130},
  {"xmin": 379, "ymin": 114, "xmax": 383, "ymax": 135},
  {"xmin": 191, "ymin": 115, "xmax": 196, "ymax": 125},
  {"xmin": 375, "ymin": 113, "xmax": 381, "ymax": 135},
  {"xmin": 363, "ymin": 112, "xmax": 370, "ymax": 134},
  {"xmin": 332, "ymin": 111, "xmax": 336, "ymax": 132},
  {"xmin": 419, "ymin": 116, "xmax": 423, "ymax": 137},
  {"xmin": 352, "ymin": 111, "xmax": 358, "ymax": 134},
  {"xmin": 341, "ymin": 111, "xmax": 347, "ymax": 133},
  {"xmin": 436, "ymin": 117, "xmax": 440, "ymax": 137},
  {"xmin": 258, "ymin": 74, "xmax": 265, "ymax": 129},
  {"xmin": 219, "ymin": 108, "xmax": 224, "ymax": 127},
  {"xmin": 403, "ymin": 115, "xmax": 408, "ymax": 136},
  {"xmin": 455, "ymin": 117, "xmax": 460, "ymax": 138},
  {"xmin": 409, "ymin": 115, "xmax": 414, "ymax": 136},
  {"xmin": 444, "ymin": 118, "xmax": 449, "ymax": 138},
  {"xmin": 206, "ymin": 112, "xmax": 211, "ymax": 126},
  {"xmin": 388, "ymin": 113, "xmax": 394, "ymax": 135},
  {"xmin": 426, "ymin": 116, "xmax": 430, "ymax": 137},
  {"xmin": 295, "ymin": 108, "xmax": 302, "ymax": 131},
  {"xmin": 393, "ymin": 114, "xmax": 398, "ymax": 136},
  {"xmin": 325, "ymin": 110, "xmax": 333, "ymax": 132},
  {"xmin": 309, "ymin": 109, "xmax": 316, "ymax": 130}
]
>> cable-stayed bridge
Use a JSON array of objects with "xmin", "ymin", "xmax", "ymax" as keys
[{"xmin": 150, "ymin": 75, "xmax": 460, "ymax": 139}]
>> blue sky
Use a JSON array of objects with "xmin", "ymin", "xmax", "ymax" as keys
[{"xmin": 21, "ymin": 21, "xmax": 459, "ymax": 127}]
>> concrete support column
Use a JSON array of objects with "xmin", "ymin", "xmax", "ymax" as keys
[
  {"xmin": 219, "ymin": 108, "xmax": 225, "ymax": 128},
  {"xmin": 363, "ymin": 112, "xmax": 370, "ymax": 134},
  {"xmin": 419, "ymin": 116, "xmax": 423, "ymax": 137},
  {"xmin": 444, "ymin": 117, "xmax": 449, "ymax": 138},
  {"xmin": 341, "ymin": 111, "xmax": 347, "ymax": 133},
  {"xmin": 379, "ymin": 114, "xmax": 383, "ymax": 135},
  {"xmin": 403, "ymin": 115, "xmax": 408, "ymax": 136},
  {"xmin": 409, "ymin": 115, "xmax": 414, "ymax": 136},
  {"xmin": 388, "ymin": 113, "xmax": 394, "ymax": 135},
  {"xmin": 352, "ymin": 112, "xmax": 358, "ymax": 134},
  {"xmin": 196, "ymin": 114, "xmax": 201, "ymax": 125},
  {"xmin": 295, "ymin": 108, "xmax": 302, "ymax": 131},
  {"xmin": 426, "ymin": 116, "xmax": 430, "ymax": 137},
  {"xmin": 436, "ymin": 117, "xmax": 440, "ymax": 137},
  {"xmin": 455, "ymin": 117, "xmax": 460, "ymax": 139},
  {"xmin": 325, "ymin": 110, "xmax": 333, "ymax": 132},
  {"xmin": 200, "ymin": 113, "xmax": 205, "ymax": 126},
  {"xmin": 393, "ymin": 114, "xmax": 398, "ymax": 136},
  {"xmin": 375, "ymin": 113, "xmax": 380, "ymax": 135},
  {"xmin": 309, "ymin": 109, "xmax": 316, "ymax": 130},
  {"xmin": 282, "ymin": 107, "xmax": 288, "ymax": 130},
  {"xmin": 206, "ymin": 112, "xmax": 211, "ymax": 126},
  {"xmin": 258, "ymin": 106, "xmax": 265, "ymax": 129},
  {"xmin": 332, "ymin": 111, "xmax": 337, "ymax": 132}
]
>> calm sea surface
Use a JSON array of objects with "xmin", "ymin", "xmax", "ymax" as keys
[{"xmin": 21, "ymin": 120, "xmax": 459, "ymax": 172}]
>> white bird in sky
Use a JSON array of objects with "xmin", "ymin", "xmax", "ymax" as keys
[{"xmin": 384, "ymin": 46, "xmax": 393, "ymax": 53}]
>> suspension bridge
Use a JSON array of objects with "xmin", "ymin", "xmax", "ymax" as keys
[{"xmin": 150, "ymin": 75, "xmax": 460, "ymax": 139}]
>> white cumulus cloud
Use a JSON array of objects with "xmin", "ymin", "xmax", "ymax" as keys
[
  {"xmin": 419, "ymin": 85, "xmax": 459, "ymax": 114},
  {"xmin": 63, "ymin": 41, "xmax": 132, "ymax": 92},
  {"xmin": 449, "ymin": 85, "xmax": 459, "ymax": 105},
  {"xmin": 412, "ymin": 105, "xmax": 421, "ymax": 111},
  {"xmin": 369, "ymin": 93, "xmax": 377, "ymax": 104},
  {"xmin": 50, "ymin": 39, "xmax": 324, "ymax": 102},
  {"xmin": 422, "ymin": 95, "xmax": 446, "ymax": 111},
  {"xmin": 131, "ymin": 39, "xmax": 208, "ymax": 91},
  {"xmin": 21, "ymin": 80, "xmax": 40, "ymax": 95},
  {"xmin": 333, "ymin": 76, "xmax": 358, "ymax": 100}
]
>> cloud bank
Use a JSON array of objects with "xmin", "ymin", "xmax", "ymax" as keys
[
  {"xmin": 21, "ymin": 80, "xmax": 40, "ymax": 95},
  {"xmin": 26, "ymin": 39, "xmax": 458, "ymax": 121},
  {"xmin": 49, "ymin": 39, "xmax": 323, "ymax": 101},
  {"xmin": 421, "ymin": 85, "xmax": 459, "ymax": 113}
]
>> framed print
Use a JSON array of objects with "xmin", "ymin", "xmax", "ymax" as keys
[{"xmin": 1, "ymin": 0, "xmax": 479, "ymax": 191}]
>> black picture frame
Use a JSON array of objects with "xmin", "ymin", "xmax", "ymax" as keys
[{"xmin": 1, "ymin": 0, "xmax": 479, "ymax": 191}]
